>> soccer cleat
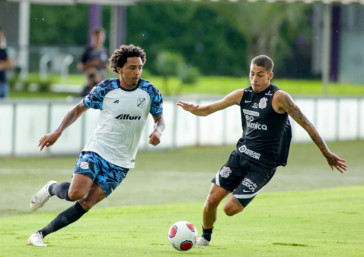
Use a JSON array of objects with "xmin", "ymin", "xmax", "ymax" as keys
[
  {"xmin": 29, "ymin": 180, "xmax": 57, "ymax": 211},
  {"xmin": 27, "ymin": 231, "xmax": 47, "ymax": 247},
  {"xmin": 195, "ymin": 237, "xmax": 210, "ymax": 246}
]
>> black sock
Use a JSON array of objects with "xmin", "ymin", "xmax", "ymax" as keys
[
  {"xmin": 202, "ymin": 227, "xmax": 213, "ymax": 241},
  {"xmin": 49, "ymin": 182, "xmax": 72, "ymax": 201},
  {"xmin": 38, "ymin": 202, "xmax": 87, "ymax": 238}
]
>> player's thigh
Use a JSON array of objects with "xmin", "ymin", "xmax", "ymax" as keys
[
  {"xmin": 223, "ymin": 194, "xmax": 244, "ymax": 215},
  {"xmin": 212, "ymin": 150, "xmax": 245, "ymax": 192},
  {"xmin": 206, "ymin": 183, "xmax": 230, "ymax": 206},
  {"xmin": 73, "ymin": 151, "xmax": 129, "ymax": 198},
  {"xmin": 71, "ymin": 151, "xmax": 101, "ymax": 197},
  {"xmin": 78, "ymin": 182, "xmax": 106, "ymax": 210},
  {"xmin": 69, "ymin": 174, "xmax": 94, "ymax": 199},
  {"xmin": 94, "ymin": 163, "xmax": 129, "ymax": 197},
  {"xmin": 233, "ymin": 165, "xmax": 276, "ymax": 207}
]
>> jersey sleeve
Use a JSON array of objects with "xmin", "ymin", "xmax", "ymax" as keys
[
  {"xmin": 83, "ymin": 79, "xmax": 117, "ymax": 110},
  {"xmin": 138, "ymin": 79, "xmax": 163, "ymax": 116},
  {"xmin": 83, "ymin": 84, "xmax": 104, "ymax": 110},
  {"xmin": 150, "ymin": 90, "xmax": 163, "ymax": 116}
]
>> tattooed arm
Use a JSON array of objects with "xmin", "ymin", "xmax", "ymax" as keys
[
  {"xmin": 273, "ymin": 90, "xmax": 347, "ymax": 173},
  {"xmin": 38, "ymin": 100, "xmax": 89, "ymax": 150}
]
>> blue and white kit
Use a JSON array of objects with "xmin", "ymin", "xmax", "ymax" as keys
[{"xmin": 82, "ymin": 78, "xmax": 163, "ymax": 168}]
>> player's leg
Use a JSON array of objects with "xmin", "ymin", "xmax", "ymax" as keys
[
  {"xmin": 197, "ymin": 150, "xmax": 247, "ymax": 246},
  {"xmin": 223, "ymin": 194, "xmax": 244, "ymax": 216},
  {"xmin": 224, "ymin": 162, "xmax": 277, "ymax": 217},
  {"xmin": 197, "ymin": 183, "xmax": 230, "ymax": 246},
  {"xmin": 28, "ymin": 152, "xmax": 129, "ymax": 246},
  {"xmin": 78, "ymin": 182, "xmax": 107, "ymax": 209},
  {"xmin": 49, "ymin": 173, "xmax": 94, "ymax": 200},
  {"xmin": 48, "ymin": 151, "xmax": 106, "ymax": 202},
  {"xmin": 29, "ymin": 174, "xmax": 93, "ymax": 211},
  {"xmin": 29, "ymin": 152, "xmax": 96, "ymax": 211},
  {"xmin": 28, "ymin": 182, "xmax": 106, "ymax": 247},
  {"xmin": 202, "ymin": 183, "xmax": 230, "ymax": 229}
]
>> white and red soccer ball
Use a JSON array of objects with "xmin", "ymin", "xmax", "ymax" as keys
[{"xmin": 168, "ymin": 221, "xmax": 198, "ymax": 251}]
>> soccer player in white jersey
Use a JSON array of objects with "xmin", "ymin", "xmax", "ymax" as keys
[{"xmin": 27, "ymin": 44, "xmax": 165, "ymax": 247}]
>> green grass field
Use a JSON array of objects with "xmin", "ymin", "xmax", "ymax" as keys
[{"xmin": 0, "ymin": 141, "xmax": 363, "ymax": 256}]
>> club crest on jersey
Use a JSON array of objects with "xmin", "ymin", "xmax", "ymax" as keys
[
  {"xmin": 259, "ymin": 97, "xmax": 268, "ymax": 109},
  {"xmin": 137, "ymin": 97, "xmax": 146, "ymax": 108},
  {"xmin": 219, "ymin": 166, "xmax": 232, "ymax": 178}
]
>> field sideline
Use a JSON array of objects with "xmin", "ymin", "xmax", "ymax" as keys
[{"xmin": 0, "ymin": 141, "xmax": 363, "ymax": 256}]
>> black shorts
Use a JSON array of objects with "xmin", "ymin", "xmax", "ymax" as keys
[{"xmin": 212, "ymin": 150, "xmax": 276, "ymax": 207}]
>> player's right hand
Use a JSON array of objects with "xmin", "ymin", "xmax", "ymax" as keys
[
  {"xmin": 38, "ymin": 131, "xmax": 61, "ymax": 151},
  {"xmin": 325, "ymin": 152, "xmax": 347, "ymax": 174},
  {"xmin": 176, "ymin": 100, "xmax": 199, "ymax": 112}
]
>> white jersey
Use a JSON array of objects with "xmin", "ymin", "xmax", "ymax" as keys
[{"xmin": 82, "ymin": 78, "xmax": 163, "ymax": 168}]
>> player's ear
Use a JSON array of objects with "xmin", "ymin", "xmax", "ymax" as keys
[
  {"xmin": 116, "ymin": 66, "xmax": 123, "ymax": 74},
  {"xmin": 269, "ymin": 72, "xmax": 274, "ymax": 80}
]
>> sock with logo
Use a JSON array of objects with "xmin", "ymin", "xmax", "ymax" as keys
[
  {"xmin": 49, "ymin": 182, "xmax": 72, "ymax": 201},
  {"xmin": 38, "ymin": 202, "xmax": 87, "ymax": 238},
  {"xmin": 202, "ymin": 227, "xmax": 213, "ymax": 242}
]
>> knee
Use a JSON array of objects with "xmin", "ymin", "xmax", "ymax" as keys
[
  {"xmin": 205, "ymin": 194, "xmax": 222, "ymax": 208},
  {"xmin": 223, "ymin": 203, "xmax": 244, "ymax": 216},
  {"xmin": 223, "ymin": 207, "xmax": 240, "ymax": 216},
  {"xmin": 67, "ymin": 189, "xmax": 85, "ymax": 201},
  {"xmin": 78, "ymin": 198, "xmax": 95, "ymax": 211}
]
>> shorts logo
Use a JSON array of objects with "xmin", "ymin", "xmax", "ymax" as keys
[
  {"xmin": 80, "ymin": 162, "xmax": 89, "ymax": 169},
  {"xmin": 238, "ymin": 145, "xmax": 261, "ymax": 160},
  {"xmin": 242, "ymin": 178, "xmax": 257, "ymax": 192},
  {"xmin": 219, "ymin": 166, "xmax": 232, "ymax": 178},
  {"xmin": 259, "ymin": 97, "xmax": 268, "ymax": 109}
]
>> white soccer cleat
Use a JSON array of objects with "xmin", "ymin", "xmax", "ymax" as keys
[
  {"xmin": 29, "ymin": 180, "xmax": 57, "ymax": 211},
  {"xmin": 27, "ymin": 231, "xmax": 47, "ymax": 247},
  {"xmin": 195, "ymin": 237, "xmax": 210, "ymax": 246}
]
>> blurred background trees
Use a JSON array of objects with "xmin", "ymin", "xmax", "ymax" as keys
[{"xmin": 28, "ymin": 2, "xmax": 314, "ymax": 78}]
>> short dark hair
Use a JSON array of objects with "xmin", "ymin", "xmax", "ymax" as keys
[
  {"xmin": 109, "ymin": 44, "xmax": 146, "ymax": 73},
  {"xmin": 251, "ymin": 55, "xmax": 274, "ymax": 72}
]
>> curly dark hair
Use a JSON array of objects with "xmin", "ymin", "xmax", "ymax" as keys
[{"xmin": 109, "ymin": 44, "xmax": 146, "ymax": 73}]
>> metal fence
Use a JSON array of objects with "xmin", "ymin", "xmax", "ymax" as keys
[{"xmin": 0, "ymin": 96, "xmax": 363, "ymax": 157}]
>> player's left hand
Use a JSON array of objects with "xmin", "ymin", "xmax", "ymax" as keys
[
  {"xmin": 326, "ymin": 152, "xmax": 347, "ymax": 173},
  {"xmin": 149, "ymin": 129, "xmax": 161, "ymax": 146}
]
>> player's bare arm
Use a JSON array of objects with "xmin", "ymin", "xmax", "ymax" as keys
[
  {"xmin": 149, "ymin": 114, "xmax": 165, "ymax": 146},
  {"xmin": 273, "ymin": 90, "xmax": 347, "ymax": 173},
  {"xmin": 176, "ymin": 89, "xmax": 244, "ymax": 116},
  {"xmin": 38, "ymin": 100, "xmax": 89, "ymax": 151}
]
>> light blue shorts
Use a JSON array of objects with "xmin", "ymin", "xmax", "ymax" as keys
[{"xmin": 74, "ymin": 151, "xmax": 129, "ymax": 196}]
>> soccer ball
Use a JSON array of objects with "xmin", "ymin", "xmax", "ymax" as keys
[{"xmin": 168, "ymin": 221, "xmax": 198, "ymax": 251}]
